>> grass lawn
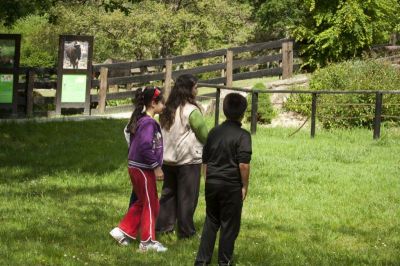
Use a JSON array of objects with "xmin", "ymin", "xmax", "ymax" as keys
[{"xmin": 0, "ymin": 118, "xmax": 399, "ymax": 265}]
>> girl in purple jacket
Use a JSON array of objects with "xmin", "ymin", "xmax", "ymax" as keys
[{"xmin": 110, "ymin": 86, "xmax": 167, "ymax": 252}]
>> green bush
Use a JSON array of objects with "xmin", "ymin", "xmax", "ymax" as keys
[
  {"xmin": 284, "ymin": 60, "xmax": 400, "ymax": 128},
  {"xmin": 245, "ymin": 82, "xmax": 276, "ymax": 124}
]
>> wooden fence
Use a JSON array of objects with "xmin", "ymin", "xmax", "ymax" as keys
[
  {"xmin": 198, "ymin": 83, "xmax": 400, "ymax": 140},
  {"xmin": 7, "ymin": 38, "xmax": 298, "ymax": 117},
  {"xmin": 91, "ymin": 38, "xmax": 299, "ymax": 114}
]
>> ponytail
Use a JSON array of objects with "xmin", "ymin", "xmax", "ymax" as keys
[
  {"xmin": 126, "ymin": 86, "xmax": 163, "ymax": 135},
  {"xmin": 127, "ymin": 88, "xmax": 145, "ymax": 135}
]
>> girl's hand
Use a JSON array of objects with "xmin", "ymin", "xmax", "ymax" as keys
[{"xmin": 154, "ymin": 166, "xmax": 164, "ymax": 181}]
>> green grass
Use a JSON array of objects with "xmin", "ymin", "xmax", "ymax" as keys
[{"xmin": 0, "ymin": 118, "xmax": 399, "ymax": 265}]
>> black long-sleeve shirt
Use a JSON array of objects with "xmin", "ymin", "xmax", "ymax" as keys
[{"xmin": 202, "ymin": 120, "xmax": 252, "ymax": 186}]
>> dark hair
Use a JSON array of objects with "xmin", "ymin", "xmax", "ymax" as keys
[
  {"xmin": 159, "ymin": 74, "xmax": 200, "ymax": 130},
  {"xmin": 126, "ymin": 86, "xmax": 163, "ymax": 135},
  {"xmin": 223, "ymin": 93, "xmax": 247, "ymax": 121}
]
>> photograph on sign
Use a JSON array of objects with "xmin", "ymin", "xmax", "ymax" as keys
[
  {"xmin": 0, "ymin": 39, "xmax": 15, "ymax": 68},
  {"xmin": 0, "ymin": 74, "xmax": 13, "ymax": 103},
  {"xmin": 61, "ymin": 74, "xmax": 87, "ymax": 103},
  {"xmin": 63, "ymin": 41, "xmax": 89, "ymax": 70}
]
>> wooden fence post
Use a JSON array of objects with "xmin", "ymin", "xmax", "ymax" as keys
[
  {"xmin": 221, "ymin": 54, "xmax": 226, "ymax": 78},
  {"xmin": 26, "ymin": 69, "xmax": 35, "ymax": 117},
  {"xmin": 311, "ymin": 93, "xmax": 317, "ymax": 138},
  {"xmin": 373, "ymin": 92, "xmax": 383, "ymax": 139},
  {"xmin": 251, "ymin": 91, "xmax": 259, "ymax": 134},
  {"xmin": 225, "ymin": 50, "xmax": 233, "ymax": 88},
  {"xmin": 98, "ymin": 67, "xmax": 108, "ymax": 114},
  {"xmin": 282, "ymin": 41, "xmax": 293, "ymax": 79},
  {"xmin": 215, "ymin": 88, "xmax": 221, "ymax": 126},
  {"xmin": 164, "ymin": 59, "xmax": 173, "ymax": 101}
]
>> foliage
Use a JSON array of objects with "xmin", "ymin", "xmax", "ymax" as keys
[
  {"xmin": 253, "ymin": 0, "xmax": 400, "ymax": 68},
  {"xmin": 284, "ymin": 60, "xmax": 400, "ymax": 128},
  {"xmin": 1, "ymin": 120, "xmax": 400, "ymax": 264},
  {"xmin": 295, "ymin": 0, "xmax": 400, "ymax": 68},
  {"xmin": 245, "ymin": 82, "xmax": 276, "ymax": 124},
  {"xmin": 1, "ymin": 1, "xmax": 254, "ymax": 67},
  {"xmin": 253, "ymin": 0, "xmax": 306, "ymax": 41},
  {"xmin": 283, "ymin": 86, "xmax": 313, "ymax": 117}
]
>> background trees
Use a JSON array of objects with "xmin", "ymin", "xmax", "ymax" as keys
[
  {"xmin": 0, "ymin": 0, "xmax": 254, "ymax": 67},
  {"xmin": 254, "ymin": 0, "xmax": 400, "ymax": 68},
  {"xmin": 0, "ymin": 0, "xmax": 399, "ymax": 68}
]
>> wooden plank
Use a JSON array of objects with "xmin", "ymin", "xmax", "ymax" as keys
[
  {"xmin": 33, "ymin": 82, "xmax": 57, "ymax": 89},
  {"xmin": 19, "ymin": 67, "xmax": 57, "ymax": 75},
  {"xmin": 282, "ymin": 41, "xmax": 293, "ymax": 79},
  {"xmin": 225, "ymin": 50, "xmax": 233, "ymax": 87},
  {"xmin": 233, "ymin": 54, "xmax": 282, "ymax": 69},
  {"xmin": 26, "ymin": 70, "xmax": 34, "ymax": 117},
  {"xmin": 164, "ymin": 59, "xmax": 173, "ymax": 100},
  {"xmin": 98, "ymin": 67, "xmax": 108, "ymax": 114},
  {"xmin": 16, "ymin": 83, "xmax": 26, "ymax": 90},
  {"xmin": 199, "ymin": 77, "xmax": 226, "ymax": 84},
  {"xmin": 60, "ymin": 103, "xmax": 87, "ymax": 108},
  {"xmin": 91, "ymin": 104, "xmax": 133, "ymax": 114},
  {"xmin": 17, "ymin": 96, "xmax": 27, "ymax": 105},
  {"xmin": 172, "ymin": 49, "xmax": 227, "ymax": 63},
  {"xmin": 172, "ymin": 63, "xmax": 226, "ymax": 78},
  {"xmin": 232, "ymin": 67, "xmax": 283, "ymax": 81},
  {"xmin": 108, "ymin": 72, "xmax": 165, "ymax": 85},
  {"xmin": 91, "ymin": 90, "xmax": 136, "ymax": 102},
  {"xmin": 93, "ymin": 58, "xmax": 165, "ymax": 72},
  {"xmin": 230, "ymin": 39, "xmax": 290, "ymax": 53},
  {"xmin": 92, "ymin": 80, "xmax": 100, "ymax": 87}
]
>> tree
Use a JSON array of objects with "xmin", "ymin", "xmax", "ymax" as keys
[
  {"xmin": 3, "ymin": 1, "xmax": 254, "ymax": 67},
  {"xmin": 254, "ymin": 0, "xmax": 400, "ymax": 68}
]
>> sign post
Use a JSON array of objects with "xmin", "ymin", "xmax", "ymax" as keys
[
  {"xmin": 55, "ymin": 35, "xmax": 93, "ymax": 115},
  {"xmin": 0, "ymin": 34, "xmax": 21, "ymax": 116}
]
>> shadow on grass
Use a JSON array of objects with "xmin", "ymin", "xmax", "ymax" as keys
[{"xmin": 0, "ymin": 119, "xmax": 128, "ymax": 183}]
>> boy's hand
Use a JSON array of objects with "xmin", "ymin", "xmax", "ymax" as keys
[
  {"xmin": 154, "ymin": 166, "xmax": 164, "ymax": 181},
  {"xmin": 242, "ymin": 187, "xmax": 247, "ymax": 201}
]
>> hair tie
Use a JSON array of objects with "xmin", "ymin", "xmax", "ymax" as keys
[{"xmin": 152, "ymin": 87, "xmax": 161, "ymax": 100}]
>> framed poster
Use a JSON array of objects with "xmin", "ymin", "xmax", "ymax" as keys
[
  {"xmin": 0, "ymin": 34, "xmax": 20, "ymax": 115},
  {"xmin": 55, "ymin": 35, "xmax": 93, "ymax": 115}
]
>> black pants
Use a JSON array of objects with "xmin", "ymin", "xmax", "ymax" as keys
[
  {"xmin": 195, "ymin": 183, "xmax": 243, "ymax": 266},
  {"xmin": 156, "ymin": 164, "xmax": 201, "ymax": 238}
]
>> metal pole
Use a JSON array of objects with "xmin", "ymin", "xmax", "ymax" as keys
[
  {"xmin": 215, "ymin": 88, "xmax": 220, "ymax": 126},
  {"xmin": 373, "ymin": 92, "xmax": 383, "ymax": 139},
  {"xmin": 311, "ymin": 93, "xmax": 317, "ymax": 138},
  {"xmin": 251, "ymin": 91, "xmax": 258, "ymax": 134}
]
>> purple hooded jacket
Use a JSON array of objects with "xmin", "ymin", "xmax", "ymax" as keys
[{"xmin": 128, "ymin": 115, "xmax": 163, "ymax": 169}]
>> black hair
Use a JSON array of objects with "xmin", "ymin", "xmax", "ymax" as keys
[
  {"xmin": 159, "ymin": 74, "xmax": 201, "ymax": 130},
  {"xmin": 223, "ymin": 93, "xmax": 247, "ymax": 121},
  {"xmin": 126, "ymin": 86, "xmax": 163, "ymax": 135}
]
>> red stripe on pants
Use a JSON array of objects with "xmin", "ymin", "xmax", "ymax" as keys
[{"xmin": 118, "ymin": 167, "xmax": 159, "ymax": 242}]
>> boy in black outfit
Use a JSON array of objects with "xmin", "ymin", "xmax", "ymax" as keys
[{"xmin": 195, "ymin": 93, "xmax": 252, "ymax": 266}]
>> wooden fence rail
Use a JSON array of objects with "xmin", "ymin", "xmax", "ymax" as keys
[{"xmin": 198, "ymin": 82, "xmax": 400, "ymax": 140}]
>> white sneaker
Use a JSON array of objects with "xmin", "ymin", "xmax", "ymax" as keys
[
  {"xmin": 110, "ymin": 227, "xmax": 130, "ymax": 246},
  {"xmin": 139, "ymin": 241, "xmax": 168, "ymax": 252}
]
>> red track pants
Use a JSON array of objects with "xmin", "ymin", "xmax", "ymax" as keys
[{"xmin": 118, "ymin": 167, "xmax": 159, "ymax": 242}]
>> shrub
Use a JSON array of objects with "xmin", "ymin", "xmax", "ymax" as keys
[
  {"xmin": 245, "ymin": 82, "xmax": 276, "ymax": 124},
  {"xmin": 284, "ymin": 60, "xmax": 400, "ymax": 128}
]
